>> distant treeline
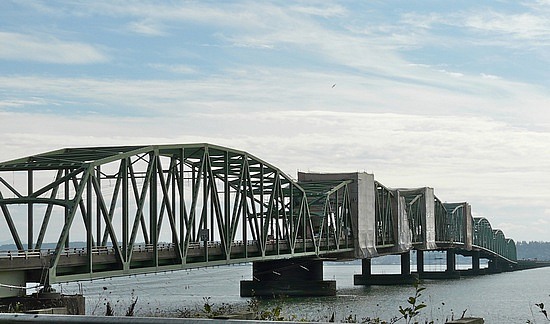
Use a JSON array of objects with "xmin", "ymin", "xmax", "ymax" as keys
[{"xmin": 516, "ymin": 241, "xmax": 550, "ymax": 261}]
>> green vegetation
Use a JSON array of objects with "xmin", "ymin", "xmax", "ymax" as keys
[
  {"xmin": 100, "ymin": 280, "xmax": 472, "ymax": 323},
  {"xmin": 398, "ymin": 280, "xmax": 428, "ymax": 324},
  {"xmin": 91, "ymin": 287, "xmax": 138, "ymax": 317}
]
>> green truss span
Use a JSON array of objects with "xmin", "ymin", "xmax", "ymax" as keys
[{"xmin": 0, "ymin": 143, "xmax": 515, "ymax": 284}]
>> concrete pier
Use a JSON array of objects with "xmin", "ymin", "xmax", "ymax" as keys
[
  {"xmin": 417, "ymin": 249, "xmax": 460, "ymax": 280},
  {"xmin": 459, "ymin": 251, "xmax": 486, "ymax": 276},
  {"xmin": 240, "ymin": 258, "xmax": 336, "ymax": 297},
  {"xmin": 472, "ymin": 251, "xmax": 480, "ymax": 272},
  {"xmin": 354, "ymin": 253, "xmax": 418, "ymax": 285}
]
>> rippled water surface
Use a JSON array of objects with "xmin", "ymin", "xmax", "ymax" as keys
[{"xmin": 55, "ymin": 263, "xmax": 550, "ymax": 323}]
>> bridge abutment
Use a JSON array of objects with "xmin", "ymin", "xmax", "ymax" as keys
[
  {"xmin": 354, "ymin": 253, "xmax": 418, "ymax": 285},
  {"xmin": 240, "ymin": 258, "xmax": 336, "ymax": 297},
  {"xmin": 0, "ymin": 271, "xmax": 26, "ymax": 298},
  {"xmin": 0, "ymin": 291, "xmax": 85, "ymax": 315}
]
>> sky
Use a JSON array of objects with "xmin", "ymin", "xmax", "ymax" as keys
[{"xmin": 0, "ymin": 0, "xmax": 549, "ymax": 242}]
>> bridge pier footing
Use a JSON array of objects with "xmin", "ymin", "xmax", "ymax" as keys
[
  {"xmin": 240, "ymin": 258, "xmax": 336, "ymax": 297},
  {"xmin": 419, "ymin": 270, "xmax": 461, "ymax": 280},
  {"xmin": 354, "ymin": 253, "xmax": 418, "ymax": 286},
  {"xmin": 459, "ymin": 251, "xmax": 485, "ymax": 276},
  {"xmin": 459, "ymin": 269, "xmax": 486, "ymax": 276}
]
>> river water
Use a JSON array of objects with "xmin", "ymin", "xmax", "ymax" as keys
[{"xmin": 53, "ymin": 263, "xmax": 550, "ymax": 323}]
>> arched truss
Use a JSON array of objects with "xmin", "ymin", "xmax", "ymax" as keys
[
  {"xmin": 474, "ymin": 217, "xmax": 493, "ymax": 249},
  {"xmin": 0, "ymin": 144, "xmax": 353, "ymax": 283},
  {"xmin": 473, "ymin": 217, "xmax": 516, "ymax": 261},
  {"xmin": 505, "ymin": 238, "xmax": 517, "ymax": 261},
  {"xmin": 493, "ymin": 230, "xmax": 506, "ymax": 257}
]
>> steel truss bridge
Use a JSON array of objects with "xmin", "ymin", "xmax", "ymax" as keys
[{"xmin": 0, "ymin": 144, "xmax": 516, "ymax": 297}]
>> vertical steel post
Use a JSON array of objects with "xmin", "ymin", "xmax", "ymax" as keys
[
  {"xmin": 96, "ymin": 166, "xmax": 101, "ymax": 247},
  {"xmin": 242, "ymin": 162, "xmax": 248, "ymax": 258},
  {"xmin": 203, "ymin": 151, "xmax": 209, "ymax": 262},
  {"xmin": 224, "ymin": 151, "xmax": 230, "ymax": 259},
  {"xmin": 150, "ymin": 153, "xmax": 158, "ymax": 267},
  {"xmin": 122, "ymin": 158, "xmax": 129, "ymax": 263},
  {"xmin": 171, "ymin": 157, "xmax": 177, "ymax": 246},
  {"xmin": 87, "ymin": 175, "xmax": 93, "ymax": 273},
  {"xmin": 290, "ymin": 184, "xmax": 294, "ymax": 254},
  {"xmin": 179, "ymin": 148, "xmax": 185, "ymax": 262},
  {"xmin": 191, "ymin": 160, "xmax": 196, "ymax": 242},
  {"xmin": 27, "ymin": 169, "xmax": 33, "ymax": 251},
  {"xmin": 64, "ymin": 169, "xmax": 70, "ymax": 249}
]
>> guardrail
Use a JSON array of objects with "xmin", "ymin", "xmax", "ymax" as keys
[{"xmin": 0, "ymin": 239, "xmax": 303, "ymax": 260}]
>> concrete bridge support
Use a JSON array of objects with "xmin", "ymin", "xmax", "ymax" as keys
[
  {"xmin": 416, "ymin": 250, "xmax": 424, "ymax": 276},
  {"xmin": 240, "ymin": 258, "xmax": 336, "ymax": 297},
  {"xmin": 460, "ymin": 251, "xmax": 486, "ymax": 276},
  {"xmin": 472, "ymin": 251, "xmax": 480, "ymax": 272},
  {"xmin": 488, "ymin": 259, "xmax": 502, "ymax": 273},
  {"xmin": 418, "ymin": 249, "xmax": 460, "ymax": 279},
  {"xmin": 487, "ymin": 258, "xmax": 513, "ymax": 273},
  {"xmin": 0, "ymin": 271, "xmax": 26, "ymax": 298},
  {"xmin": 354, "ymin": 252, "xmax": 418, "ymax": 285}
]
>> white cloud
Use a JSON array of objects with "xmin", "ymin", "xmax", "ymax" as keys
[
  {"xmin": 289, "ymin": 4, "xmax": 347, "ymax": 18},
  {"xmin": 0, "ymin": 59, "xmax": 548, "ymax": 129},
  {"xmin": 481, "ymin": 73, "xmax": 500, "ymax": 80},
  {"xmin": 0, "ymin": 98, "xmax": 48, "ymax": 108},
  {"xmin": 400, "ymin": 9, "xmax": 550, "ymax": 46},
  {"xmin": 148, "ymin": 63, "xmax": 197, "ymax": 74},
  {"xmin": 464, "ymin": 11, "xmax": 550, "ymax": 41},
  {"xmin": 126, "ymin": 20, "xmax": 167, "ymax": 36},
  {"xmin": 0, "ymin": 32, "xmax": 108, "ymax": 64},
  {"xmin": 65, "ymin": 1, "xmax": 269, "ymax": 30},
  {"xmin": 1, "ymin": 1, "xmax": 549, "ymax": 243},
  {"xmin": 437, "ymin": 69, "xmax": 464, "ymax": 77},
  {"xmin": 1, "ymin": 109, "xmax": 549, "ymax": 241}
]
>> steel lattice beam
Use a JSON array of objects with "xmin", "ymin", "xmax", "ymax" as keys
[
  {"xmin": 0, "ymin": 144, "xmax": 356, "ymax": 285},
  {"xmin": 0, "ymin": 143, "xmax": 516, "ymax": 287}
]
